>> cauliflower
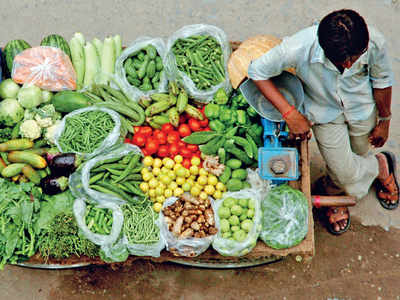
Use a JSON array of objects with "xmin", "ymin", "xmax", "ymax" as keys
[
  {"xmin": 45, "ymin": 120, "xmax": 61, "ymax": 145},
  {"xmin": 34, "ymin": 115, "xmax": 53, "ymax": 128},
  {"xmin": 20, "ymin": 120, "xmax": 41, "ymax": 140}
]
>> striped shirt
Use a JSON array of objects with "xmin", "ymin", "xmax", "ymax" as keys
[{"xmin": 248, "ymin": 25, "xmax": 394, "ymax": 124}]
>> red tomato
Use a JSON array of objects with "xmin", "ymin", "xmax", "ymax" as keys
[
  {"xmin": 182, "ymin": 158, "xmax": 191, "ymax": 169},
  {"xmin": 134, "ymin": 126, "xmax": 141, "ymax": 133},
  {"xmin": 157, "ymin": 145, "xmax": 169, "ymax": 157},
  {"xmin": 179, "ymin": 114, "xmax": 187, "ymax": 124},
  {"xmin": 188, "ymin": 118, "xmax": 201, "ymax": 132},
  {"xmin": 141, "ymin": 148, "xmax": 150, "ymax": 156},
  {"xmin": 161, "ymin": 123, "xmax": 174, "ymax": 134},
  {"xmin": 186, "ymin": 144, "xmax": 199, "ymax": 152},
  {"xmin": 139, "ymin": 126, "xmax": 153, "ymax": 137},
  {"xmin": 168, "ymin": 143, "xmax": 180, "ymax": 157},
  {"xmin": 180, "ymin": 147, "xmax": 192, "ymax": 158},
  {"xmin": 199, "ymin": 118, "xmax": 209, "ymax": 127},
  {"xmin": 202, "ymin": 127, "xmax": 211, "ymax": 132},
  {"xmin": 153, "ymin": 130, "xmax": 167, "ymax": 145},
  {"xmin": 124, "ymin": 138, "xmax": 131, "ymax": 144},
  {"xmin": 167, "ymin": 131, "xmax": 180, "ymax": 144},
  {"xmin": 178, "ymin": 140, "xmax": 186, "ymax": 148},
  {"xmin": 178, "ymin": 124, "xmax": 191, "ymax": 138},
  {"xmin": 145, "ymin": 138, "xmax": 159, "ymax": 155},
  {"xmin": 193, "ymin": 151, "xmax": 202, "ymax": 159},
  {"xmin": 132, "ymin": 133, "xmax": 146, "ymax": 147}
]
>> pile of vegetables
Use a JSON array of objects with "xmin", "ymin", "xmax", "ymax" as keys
[{"xmin": 85, "ymin": 204, "xmax": 113, "ymax": 235}]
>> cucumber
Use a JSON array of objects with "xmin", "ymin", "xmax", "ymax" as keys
[
  {"xmin": 52, "ymin": 91, "xmax": 91, "ymax": 113},
  {"xmin": 21, "ymin": 165, "xmax": 41, "ymax": 184},
  {"xmin": 155, "ymin": 56, "xmax": 163, "ymax": 71},
  {"xmin": 226, "ymin": 159, "xmax": 242, "ymax": 170},
  {"xmin": 8, "ymin": 151, "xmax": 47, "ymax": 169},
  {"xmin": 69, "ymin": 37, "xmax": 85, "ymax": 90},
  {"xmin": 1, "ymin": 163, "xmax": 25, "ymax": 178},
  {"xmin": 226, "ymin": 178, "xmax": 243, "ymax": 192},
  {"xmin": 231, "ymin": 168, "xmax": 248, "ymax": 180},
  {"xmin": 146, "ymin": 60, "xmax": 156, "ymax": 78},
  {"xmin": 83, "ymin": 42, "xmax": 100, "ymax": 88},
  {"xmin": 218, "ymin": 166, "xmax": 231, "ymax": 184}
]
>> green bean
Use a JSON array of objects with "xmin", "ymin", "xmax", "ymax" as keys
[{"xmin": 114, "ymin": 154, "xmax": 141, "ymax": 183}]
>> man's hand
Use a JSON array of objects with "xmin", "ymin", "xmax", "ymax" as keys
[
  {"xmin": 284, "ymin": 109, "xmax": 313, "ymax": 140},
  {"xmin": 369, "ymin": 120, "xmax": 390, "ymax": 148}
]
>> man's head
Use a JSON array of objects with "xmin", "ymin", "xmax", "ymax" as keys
[{"xmin": 318, "ymin": 9, "xmax": 369, "ymax": 69}]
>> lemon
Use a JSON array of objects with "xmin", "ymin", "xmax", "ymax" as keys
[
  {"xmin": 197, "ymin": 175, "xmax": 208, "ymax": 185},
  {"xmin": 155, "ymin": 186, "xmax": 164, "ymax": 196},
  {"xmin": 182, "ymin": 182, "xmax": 192, "ymax": 192},
  {"xmin": 143, "ymin": 156, "xmax": 154, "ymax": 167},
  {"xmin": 161, "ymin": 166, "xmax": 169, "ymax": 174},
  {"xmin": 160, "ymin": 174, "xmax": 171, "ymax": 185},
  {"xmin": 207, "ymin": 175, "xmax": 218, "ymax": 186},
  {"xmin": 168, "ymin": 170, "xmax": 176, "ymax": 180},
  {"xmin": 176, "ymin": 166, "xmax": 186, "ymax": 177},
  {"xmin": 164, "ymin": 189, "xmax": 173, "ymax": 198},
  {"xmin": 153, "ymin": 202, "xmax": 162, "ymax": 213},
  {"xmin": 185, "ymin": 169, "xmax": 191, "ymax": 178},
  {"xmin": 163, "ymin": 158, "xmax": 175, "ymax": 169},
  {"xmin": 148, "ymin": 189, "xmax": 156, "ymax": 198},
  {"xmin": 176, "ymin": 176, "xmax": 185, "ymax": 186},
  {"xmin": 190, "ymin": 186, "xmax": 201, "ymax": 196},
  {"xmin": 204, "ymin": 184, "xmax": 215, "ymax": 195},
  {"xmin": 174, "ymin": 188, "xmax": 184, "ymax": 197},
  {"xmin": 194, "ymin": 183, "xmax": 203, "ymax": 191},
  {"xmin": 148, "ymin": 178, "xmax": 158, "ymax": 189},
  {"xmin": 139, "ymin": 182, "xmax": 149, "ymax": 193},
  {"xmin": 156, "ymin": 195, "xmax": 165, "ymax": 204},
  {"xmin": 199, "ymin": 168, "xmax": 208, "ymax": 177},
  {"xmin": 189, "ymin": 165, "xmax": 199, "ymax": 176},
  {"xmin": 141, "ymin": 167, "xmax": 150, "ymax": 175},
  {"xmin": 152, "ymin": 167, "xmax": 161, "ymax": 176},
  {"xmin": 191, "ymin": 156, "xmax": 201, "ymax": 166},
  {"xmin": 213, "ymin": 190, "xmax": 223, "ymax": 199},
  {"xmin": 173, "ymin": 163, "xmax": 183, "ymax": 172},
  {"xmin": 199, "ymin": 191, "xmax": 208, "ymax": 201},
  {"xmin": 142, "ymin": 172, "xmax": 153, "ymax": 182},
  {"xmin": 153, "ymin": 158, "xmax": 162, "ymax": 168},
  {"xmin": 216, "ymin": 182, "xmax": 225, "ymax": 191},
  {"xmin": 168, "ymin": 181, "xmax": 178, "ymax": 190},
  {"xmin": 186, "ymin": 178, "xmax": 195, "ymax": 187},
  {"xmin": 174, "ymin": 155, "xmax": 183, "ymax": 164}
]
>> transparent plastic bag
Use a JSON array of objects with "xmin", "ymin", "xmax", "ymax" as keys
[
  {"xmin": 115, "ymin": 37, "xmax": 168, "ymax": 101},
  {"xmin": 212, "ymin": 189, "xmax": 262, "ymax": 257},
  {"xmin": 54, "ymin": 106, "xmax": 122, "ymax": 159},
  {"xmin": 12, "ymin": 46, "xmax": 77, "ymax": 91},
  {"xmin": 70, "ymin": 143, "xmax": 142, "ymax": 205},
  {"xmin": 100, "ymin": 238, "xmax": 129, "ymax": 263},
  {"xmin": 260, "ymin": 184, "xmax": 309, "ymax": 249},
  {"xmin": 246, "ymin": 168, "xmax": 273, "ymax": 194},
  {"xmin": 73, "ymin": 197, "xmax": 123, "ymax": 247},
  {"xmin": 166, "ymin": 24, "xmax": 232, "ymax": 103},
  {"xmin": 159, "ymin": 196, "xmax": 217, "ymax": 257}
]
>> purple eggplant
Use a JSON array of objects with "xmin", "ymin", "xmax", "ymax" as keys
[
  {"xmin": 40, "ymin": 176, "xmax": 69, "ymax": 195},
  {"xmin": 48, "ymin": 153, "xmax": 82, "ymax": 176}
]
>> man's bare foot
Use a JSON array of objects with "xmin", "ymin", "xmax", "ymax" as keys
[
  {"xmin": 376, "ymin": 153, "xmax": 398, "ymax": 206},
  {"xmin": 326, "ymin": 207, "xmax": 350, "ymax": 235}
]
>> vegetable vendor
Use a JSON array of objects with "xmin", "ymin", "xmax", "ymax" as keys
[{"xmin": 248, "ymin": 9, "xmax": 396, "ymax": 235}]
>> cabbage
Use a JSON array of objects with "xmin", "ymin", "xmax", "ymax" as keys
[
  {"xmin": 0, "ymin": 79, "xmax": 20, "ymax": 99},
  {"xmin": 41, "ymin": 90, "xmax": 53, "ymax": 103},
  {"xmin": 17, "ymin": 85, "xmax": 42, "ymax": 109},
  {"xmin": 260, "ymin": 184, "xmax": 308, "ymax": 249},
  {"xmin": 0, "ymin": 98, "xmax": 24, "ymax": 126}
]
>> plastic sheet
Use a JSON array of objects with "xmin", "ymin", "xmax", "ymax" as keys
[
  {"xmin": 12, "ymin": 46, "xmax": 76, "ymax": 91},
  {"xmin": 212, "ymin": 189, "xmax": 262, "ymax": 257},
  {"xmin": 115, "ymin": 37, "xmax": 168, "ymax": 100},
  {"xmin": 166, "ymin": 24, "xmax": 232, "ymax": 103}
]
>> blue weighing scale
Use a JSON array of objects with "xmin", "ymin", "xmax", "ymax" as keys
[{"xmin": 239, "ymin": 71, "xmax": 305, "ymax": 184}]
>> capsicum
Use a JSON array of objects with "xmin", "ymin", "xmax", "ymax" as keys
[
  {"xmin": 204, "ymin": 103, "xmax": 220, "ymax": 119},
  {"xmin": 236, "ymin": 110, "xmax": 247, "ymax": 125},
  {"xmin": 213, "ymin": 88, "xmax": 229, "ymax": 105},
  {"xmin": 209, "ymin": 120, "xmax": 226, "ymax": 132},
  {"xmin": 246, "ymin": 106, "xmax": 258, "ymax": 118}
]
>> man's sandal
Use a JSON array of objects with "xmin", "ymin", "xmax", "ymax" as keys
[
  {"xmin": 376, "ymin": 151, "xmax": 399, "ymax": 210},
  {"xmin": 325, "ymin": 207, "xmax": 351, "ymax": 235}
]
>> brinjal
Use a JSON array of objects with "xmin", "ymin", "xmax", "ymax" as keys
[
  {"xmin": 48, "ymin": 153, "xmax": 82, "ymax": 176},
  {"xmin": 40, "ymin": 176, "xmax": 69, "ymax": 195}
]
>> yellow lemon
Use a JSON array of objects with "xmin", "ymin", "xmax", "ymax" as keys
[
  {"xmin": 190, "ymin": 185, "xmax": 201, "ymax": 196},
  {"xmin": 216, "ymin": 182, "xmax": 226, "ymax": 191},
  {"xmin": 199, "ymin": 191, "xmax": 208, "ymax": 201},
  {"xmin": 142, "ymin": 172, "xmax": 153, "ymax": 182},
  {"xmin": 143, "ymin": 156, "xmax": 154, "ymax": 167},
  {"xmin": 152, "ymin": 167, "xmax": 161, "ymax": 176},
  {"xmin": 189, "ymin": 165, "xmax": 199, "ymax": 176},
  {"xmin": 191, "ymin": 156, "xmax": 201, "ymax": 166},
  {"xmin": 139, "ymin": 182, "xmax": 149, "ymax": 193},
  {"xmin": 148, "ymin": 189, "xmax": 156, "ymax": 198},
  {"xmin": 173, "ymin": 163, "xmax": 183, "ymax": 172},
  {"xmin": 204, "ymin": 185, "xmax": 215, "ymax": 195},
  {"xmin": 168, "ymin": 170, "xmax": 176, "ymax": 180},
  {"xmin": 207, "ymin": 175, "xmax": 218, "ymax": 186},
  {"xmin": 156, "ymin": 195, "xmax": 166, "ymax": 204},
  {"xmin": 163, "ymin": 158, "xmax": 175, "ymax": 169},
  {"xmin": 153, "ymin": 202, "xmax": 162, "ymax": 213},
  {"xmin": 213, "ymin": 190, "xmax": 223, "ymax": 199},
  {"xmin": 155, "ymin": 186, "xmax": 164, "ymax": 196},
  {"xmin": 174, "ymin": 155, "xmax": 183, "ymax": 164},
  {"xmin": 186, "ymin": 178, "xmax": 195, "ymax": 187},
  {"xmin": 197, "ymin": 175, "xmax": 208, "ymax": 185},
  {"xmin": 168, "ymin": 181, "xmax": 178, "ymax": 190},
  {"xmin": 176, "ymin": 176, "xmax": 185, "ymax": 186},
  {"xmin": 153, "ymin": 158, "xmax": 162, "ymax": 168},
  {"xmin": 164, "ymin": 189, "xmax": 173, "ymax": 198},
  {"xmin": 174, "ymin": 188, "xmax": 184, "ymax": 197},
  {"xmin": 148, "ymin": 178, "xmax": 159, "ymax": 189},
  {"xmin": 182, "ymin": 182, "xmax": 192, "ymax": 192},
  {"xmin": 199, "ymin": 168, "xmax": 208, "ymax": 177}
]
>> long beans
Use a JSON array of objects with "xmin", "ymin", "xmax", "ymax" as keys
[
  {"xmin": 58, "ymin": 110, "xmax": 115, "ymax": 154},
  {"xmin": 122, "ymin": 203, "xmax": 160, "ymax": 245}
]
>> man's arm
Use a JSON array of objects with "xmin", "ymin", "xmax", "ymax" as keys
[{"xmin": 368, "ymin": 86, "xmax": 392, "ymax": 147}]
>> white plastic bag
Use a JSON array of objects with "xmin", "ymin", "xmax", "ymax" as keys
[
  {"xmin": 54, "ymin": 106, "xmax": 122, "ymax": 159},
  {"xmin": 246, "ymin": 168, "xmax": 273, "ymax": 194},
  {"xmin": 260, "ymin": 184, "xmax": 309, "ymax": 249},
  {"xmin": 159, "ymin": 196, "xmax": 217, "ymax": 257},
  {"xmin": 71, "ymin": 143, "xmax": 142, "ymax": 205},
  {"xmin": 115, "ymin": 37, "xmax": 168, "ymax": 100},
  {"xmin": 121, "ymin": 203, "xmax": 165, "ymax": 257},
  {"xmin": 73, "ymin": 197, "xmax": 123, "ymax": 247},
  {"xmin": 212, "ymin": 189, "xmax": 262, "ymax": 257},
  {"xmin": 166, "ymin": 24, "xmax": 232, "ymax": 103},
  {"xmin": 100, "ymin": 238, "xmax": 129, "ymax": 263}
]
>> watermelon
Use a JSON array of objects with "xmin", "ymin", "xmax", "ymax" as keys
[
  {"xmin": 3, "ymin": 39, "xmax": 31, "ymax": 75},
  {"xmin": 40, "ymin": 34, "xmax": 72, "ymax": 60}
]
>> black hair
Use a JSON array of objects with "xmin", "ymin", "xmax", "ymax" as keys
[{"xmin": 318, "ymin": 9, "xmax": 369, "ymax": 63}]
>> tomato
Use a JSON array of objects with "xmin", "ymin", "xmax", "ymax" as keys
[
  {"xmin": 132, "ymin": 133, "xmax": 146, "ymax": 147},
  {"xmin": 188, "ymin": 118, "xmax": 201, "ymax": 132},
  {"xmin": 199, "ymin": 118, "xmax": 209, "ymax": 127},
  {"xmin": 182, "ymin": 158, "xmax": 191, "ymax": 169},
  {"xmin": 141, "ymin": 148, "xmax": 150, "ymax": 156},
  {"xmin": 153, "ymin": 130, "xmax": 167, "ymax": 145},
  {"xmin": 168, "ymin": 143, "xmax": 180, "ymax": 157},
  {"xmin": 180, "ymin": 147, "xmax": 192, "ymax": 158},
  {"xmin": 167, "ymin": 131, "xmax": 180, "ymax": 144},
  {"xmin": 157, "ymin": 145, "xmax": 169, "ymax": 158},
  {"xmin": 178, "ymin": 124, "xmax": 191, "ymax": 138},
  {"xmin": 145, "ymin": 138, "xmax": 159, "ymax": 155},
  {"xmin": 193, "ymin": 151, "xmax": 202, "ymax": 159},
  {"xmin": 186, "ymin": 144, "xmax": 199, "ymax": 152},
  {"xmin": 202, "ymin": 127, "xmax": 211, "ymax": 132},
  {"xmin": 139, "ymin": 126, "xmax": 153, "ymax": 137},
  {"xmin": 134, "ymin": 126, "xmax": 141, "ymax": 133},
  {"xmin": 178, "ymin": 140, "xmax": 186, "ymax": 148},
  {"xmin": 161, "ymin": 123, "xmax": 174, "ymax": 133},
  {"xmin": 124, "ymin": 138, "xmax": 131, "ymax": 144},
  {"xmin": 179, "ymin": 114, "xmax": 187, "ymax": 124}
]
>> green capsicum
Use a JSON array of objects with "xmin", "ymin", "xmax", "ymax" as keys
[
  {"xmin": 209, "ymin": 120, "xmax": 226, "ymax": 132},
  {"xmin": 213, "ymin": 88, "xmax": 229, "ymax": 105},
  {"xmin": 204, "ymin": 103, "xmax": 220, "ymax": 119},
  {"xmin": 246, "ymin": 106, "xmax": 258, "ymax": 118},
  {"xmin": 236, "ymin": 110, "xmax": 247, "ymax": 125},
  {"xmin": 219, "ymin": 107, "xmax": 232, "ymax": 124}
]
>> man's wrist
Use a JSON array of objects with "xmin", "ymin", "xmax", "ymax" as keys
[{"xmin": 377, "ymin": 113, "xmax": 391, "ymax": 122}]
